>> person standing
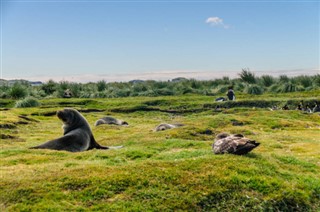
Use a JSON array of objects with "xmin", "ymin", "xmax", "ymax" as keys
[{"xmin": 227, "ymin": 86, "xmax": 236, "ymax": 101}]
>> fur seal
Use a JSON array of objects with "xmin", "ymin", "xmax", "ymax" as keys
[
  {"xmin": 154, "ymin": 123, "xmax": 184, "ymax": 131},
  {"xmin": 30, "ymin": 108, "xmax": 110, "ymax": 152},
  {"xmin": 213, "ymin": 133, "xmax": 260, "ymax": 155},
  {"xmin": 94, "ymin": 116, "xmax": 129, "ymax": 126}
]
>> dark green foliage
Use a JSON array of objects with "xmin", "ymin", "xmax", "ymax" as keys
[
  {"xmin": 279, "ymin": 75, "xmax": 290, "ymax": 83},
  {"xmin": 155, "ymin": 88, "xmax": 175, "ymax": 96},
  {"xmin": 1, "ymin": 71, "xmax": 319, "ymax": 99},
  {"xmin": 278, "ymin": 82, "xmax": 303, "ymax": 93},
  {"xmin": 15, "ymin": 97, "xmax": 40, "ymax": 108},
  {"xmin": 211, "ymin": 84, "xmax": 229, "ymax": 95},
  {"xmin": 313, "ymin": 74, "xmax": 320, "ymax": 86},
  {"xmin": 29, "ymin": 87, "xmax": 46, "ymax": 98},
  {"xmin": 245, "ymin": 84, "xmax": 264, "ymax": 95},
  {"xmin": 261, "ymin": 75, "xmax": 275, "ymax": 87},
  {"xmin": 239, "ymin": 68, "xmax": 256, "ymax": 84},
  {"xmin": 0, "ymin": 84, "xmax": 10, "ymax": 98},
  {"xmin": 69, "ymin": 83, "xmax": 82, "ymax": 98},
  {"xmin": 41, "ymin": 79, "xmax": 57, "ymax": 95},
  {"xmin": 97, "ymin": 80, "xmax": 107, "ymax": 92},
  {"xmin": 292, "ymin": 75, "xmax": 313, "ymax": 88},
  {"xmin": 9, "ymin": 83, "xmax": 28, "ymax": 99},
  {"xmin": 268, "ymin": 84, "xmax": 281, "ymax": 93}
]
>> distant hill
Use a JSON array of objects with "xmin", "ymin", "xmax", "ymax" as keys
[
  {"xmin": 0, "ymin": 79, "xmax": 43, "ymax": 86},
  {"xmin": 129, "ymin": 79, "xmax": 145, "ymax": 84},
  {"xmin": 171, "ymin": 77, "xmax": 188, "ymax": 82}
]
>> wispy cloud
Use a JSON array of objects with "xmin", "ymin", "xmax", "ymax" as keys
[{"xmin": 206, "ymin": 16, "xmax": 229, "ymax": 29}]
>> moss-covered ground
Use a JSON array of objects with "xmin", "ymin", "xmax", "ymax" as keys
[{"xmin": 1, "ymin": 92, "xmax": 320, "ymax": 211}]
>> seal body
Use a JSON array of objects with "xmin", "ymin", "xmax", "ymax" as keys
[
  {"xmin": 154, "ymin": 123, "xmax": 184, "ymax": 131},
  {"xmin": 95, "ymin": 116, "xmax": 128, "ymax": 126},
  {"xmin": 213, "ymin": 133, "xmax": 259, "ymax": 155},
  {"xmin": 30, "ymin": 108, "xmax": 109, "ymax": 152}
]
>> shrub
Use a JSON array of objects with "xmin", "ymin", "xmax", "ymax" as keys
[
  {"xmin": 234, "ymin": 82, "xmax": 246, "ymax": 92},
  {"xmin": 9, "ymin": 83, "xmax": 28, "ymax": 99},
  {"xmin": 190, "ymin": 79, "xmax": 202, "ymax": 89},
  {"xmin": 69, "ymin": 83, "xmax": 82, "ymax": 98},
  {"xmin": 279, "ymin": 75, "xmax": 289, "ymax": 83},
  {"xmin": 114, "ymin": 88, "xmax": 131, "ymax": 97},
  {"xmin": 97, "ymin": 80, "xmax": 107, "ymax": 92},
  {"xmin": 313, "ymin": 74, "xmax": 320, "ymax": 86},
  {"xmin": 292, "ymin": 75, "xmax": 313, "ymax": 88},
  {"xmin": 261, "ymin": 75, "xmax": 275, "ymax": 87},
  {"xmin": 278, "ymin": 83, "xmax": 304, "ymax": 93},
  {"xmin": 155, "ymin": 88, "xmax": 174, "ymax": 96},
  {"xmin": 41, "ymin": 80, "xmax": 57, "ymax": 95},
  {"xmin": 138, "ymin": 90, "xmax": 157, "ymax": 97},
  {"xmin": 245, "ymin": 84, "xmax": 264, "ymax": 95},
  {"xmin": 29, "ymin": 88, "xmax": 46, "ymax": 98},
  {"xmin": 15, "ymin": 97, "xmax": 40, "ymax": 108},
  {"xmin": 239, "ymin": 68, "xmax": 256, "ymax": 84},
  {"xmin": 211, "ymin": 85, "xmax": 229, "ymax": 95},
  {"xmin": 181, "ymin": 87, "xmax": 194, "ymax": 94},
  {"xmin": 268, "ymin": 84, "xmax": 281, "ymax": 93}
]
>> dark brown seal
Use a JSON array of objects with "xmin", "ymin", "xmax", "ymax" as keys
[{"xmin": 30, "ymin": 108, "xmax": 109, "ymax": 152}]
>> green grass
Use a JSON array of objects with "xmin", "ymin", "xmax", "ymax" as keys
[{"xmin": 1, "ymin": 93, "xmax": 320, "ymax": 211}]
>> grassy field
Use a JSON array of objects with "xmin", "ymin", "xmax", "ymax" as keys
[{"xmin": 1, "ymin": 92, "xmax": 320, "ymax": 211}]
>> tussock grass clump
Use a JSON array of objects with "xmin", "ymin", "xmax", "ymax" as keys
[
  {"xmin": 15, "ymin": 97, "xmax": 40, "ymax": 108},
  {"xmin": 245, "ymin": 84, "xmax": 264, "ymax": 95},
  {"xmin": 9, "ymin": 83, "xmax": 28, "ymax": 99},
  {"xmin": 239, "ymin": 68, "xmax": 257, "ymax": 84}
]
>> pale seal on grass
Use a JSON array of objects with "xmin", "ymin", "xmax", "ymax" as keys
[
  {"xmin": 154, "ymin": 123, "xmax": 184, "ymax": 131},
  {"xmin": 213, "ymin": 133, "xmax": 260, "ymax": 155},
  {"xmin": 30, "ymin": 108, "xmax": 112, "ymax": 152},
  {"xmin": 94, "ymin": 116, "xmax": 129, "ymax": 126}
]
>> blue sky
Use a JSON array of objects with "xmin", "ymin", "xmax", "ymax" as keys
[{"xmin": 1, "ymin": 0, "xmax": 319, "ymax": 82}]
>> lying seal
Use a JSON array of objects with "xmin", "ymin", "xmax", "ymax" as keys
[
  {"xmin": 94, "ymin": 116, "xmax": 128, "ymax": 126},
  {"xmin": 154, "ymin": 123, "xmax": 184, "ymax": 131},
  {"xmin": 30, "ymin": 108, "xmax": 110, "ymax": 152},
  {"xmin": 213, "ymin": 133, "xmax": 260, "ymax": 155}
]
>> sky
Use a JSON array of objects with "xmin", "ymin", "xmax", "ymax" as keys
[{"xmin": 1, "ymin": 0, "xmax": 319, "ymax": 82}]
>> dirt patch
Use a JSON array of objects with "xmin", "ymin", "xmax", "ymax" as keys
[
  {"xmin": 0, "ymin": 124, "xmax": 17, "ymax": 129},
  {"xmin": 231, "ymin": 120, "xmax": 245, "ymax": 126},
  {"xmin": 15, "ymin": 121, "xmax": 29, "ymax": 125},
  {"xmin": 1, "ymin": 134, "xmax": 18, "ymax": 139},
  {"xmin": 18, "ymin": 115, "xmax": 39, "ymax": 122},
  {"xmin": 0, "ymin": 108, "xmax": 10, "ymax": 111},
  {"xmin": 78, "ymin": 109, "xmax": 105, "ymax": 113},
  {"xmin": 31, "ymin": 111, "xmax": 57, "ymax": 116}
]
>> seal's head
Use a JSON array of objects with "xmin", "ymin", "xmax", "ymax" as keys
[
  {"xmin": 94, "ymin": 119, "xmax": 105, "ymax": 126},
  {"xmin": 121, "ymin": 121, "xmax": 129, "ymax": 126},
  {"xmin": 57, "ymin": 108, "xmax": 76, "ymax": 125},
  {"xmin": 157, "ymin": 125, "xmax": 167, "ymax": 131}
]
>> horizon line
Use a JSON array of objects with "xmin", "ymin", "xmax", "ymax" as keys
[{"xmin": 2, "ymin": 68, "xmax": 319, "ymax": 83}]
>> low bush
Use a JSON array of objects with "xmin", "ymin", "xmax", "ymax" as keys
[
  {"xmin": 9, "ymin": 83, "xmax": 28, "ymax": 99},
  {"xmin": 245, "ymin": 84, "xmax": 264, "ymax": 95},
  {"xmin": 15, "ymin": 97, "xmax": 40, "ymax": 108}
]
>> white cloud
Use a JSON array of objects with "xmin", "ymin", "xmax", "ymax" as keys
[{"xmin": 206, "ymin": 16, "xmax": 229, "ymax": 29}]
